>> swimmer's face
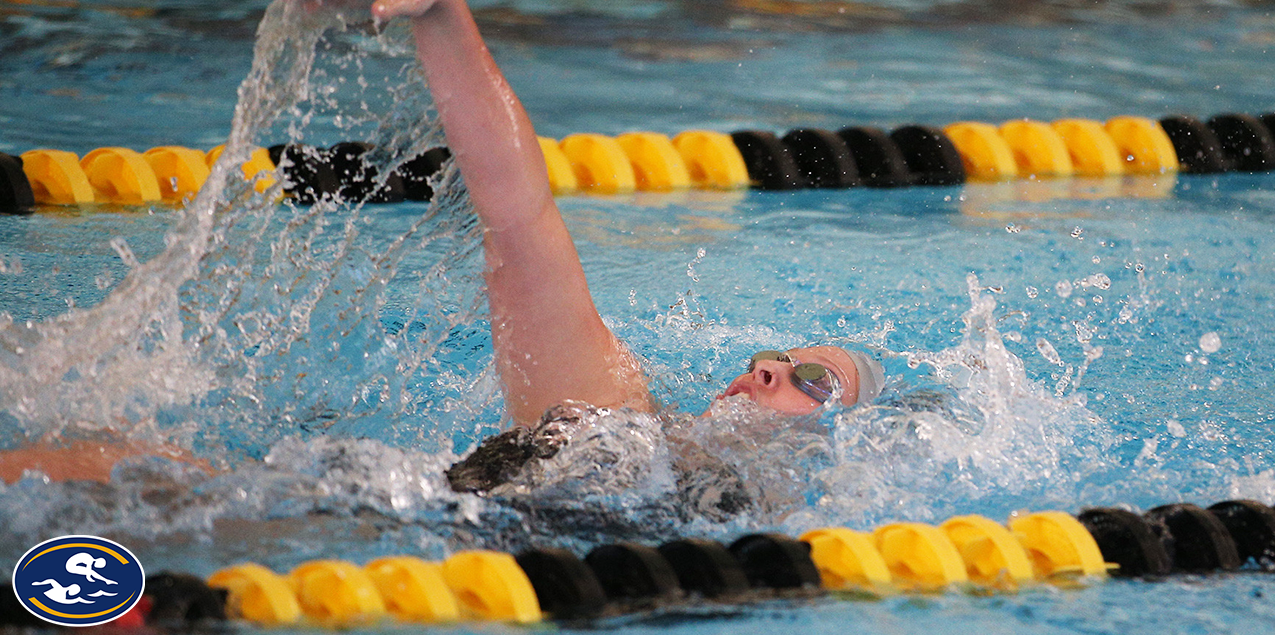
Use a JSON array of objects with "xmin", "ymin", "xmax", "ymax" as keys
[{"xmin": 718, "ymin": 346, "xmax": 861, "ymax": 414}]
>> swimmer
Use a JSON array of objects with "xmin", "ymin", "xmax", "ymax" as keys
[
  {"xmin": 0, "ymin": 0, "xmax": 883, "ymax": 486},
  {"xmin": 365, "ymin": 0, "xmax": 884, "ymax": 499},
  {"xmin": 368, "ymin": 0, "xmax": 884, "ymax": 426}
]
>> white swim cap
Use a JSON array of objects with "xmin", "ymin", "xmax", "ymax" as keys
[{"xmin": 846, "ymin": 350, "xmax": 885, "ymax": 403}]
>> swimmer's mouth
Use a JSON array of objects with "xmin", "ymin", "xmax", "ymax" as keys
[{"xmin": 721, "ymin": 381, "xmax": 753, "ymax": 400}]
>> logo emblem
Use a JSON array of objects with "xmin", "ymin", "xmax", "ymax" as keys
[{"xmin": 11, "ymin": 535, "xmax": 145, "ymax": 627}]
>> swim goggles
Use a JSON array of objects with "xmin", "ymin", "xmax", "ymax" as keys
[{"xmin": 747, "ymin": 350, "xmax": 841, "ymax": 404}]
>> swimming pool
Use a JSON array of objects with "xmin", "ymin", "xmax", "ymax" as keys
[{"xmin": 2, "ymin": 0, "xmax": 1275, "ymax": 632}]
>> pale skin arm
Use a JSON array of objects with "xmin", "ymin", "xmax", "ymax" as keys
[{"xmin": 374, "ymin": 0, "xmax": 653, "ymax": 425}]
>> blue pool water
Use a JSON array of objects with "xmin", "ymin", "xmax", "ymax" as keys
[{"xmin": 2, "ymin": 1, "xmax": 1275, "ymax": 632}]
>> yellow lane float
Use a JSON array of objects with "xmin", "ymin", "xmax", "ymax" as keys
[
  {"xmin": 20, "ymin": 149, "xmax": 95, "ymax": 204},
  {"xmin": 207, "ymin": 563, "xmax": 303, "ymax": 627},
  {"xmin": 143, "ymin": 146, "xmax": 210, "ymax": 201},
  {"xmin": 81, "ymin": 147, "xmax": 162, "ymax": 204},
  {"xmin": 288, "ymin": 560, "xmax": 387, "ymax": 626},
  {"xmin": 617, "ymin": 132, "xmax": 692, "ymax": 191},
  {"xmin": 1105, "ymin": 116, "xmax": 1179, "ymax": 174},
  {"xmin": 999, "ymin": 119, "xmax": 1075, "ymax": 178},
  {"xmin": 441, "ymin": 550, "xmax": 542, "ymax": 623},
  {"xmin": 672, "ymin": 130, "xmax": 750, "ymax": 190},
  {"xmin": 944, "ymin": 122, "xmax": 1019, "ymax": 181},
  {"xmin": 560, "ymin": 133, "xmax": 637, "ymax": 194},
  {"xmin": 364, "ymin": 557, "xmax": 460, "ymax": 623},
  {"xmin": 940, "ymin": 514, "xmax": 1035, "ymax": 590},
  {"xmin": 1009, "ymin": 511, "xmax": 1112, "ymax": 584},
  {"xmin": 800, "ymin": 527, "xmax": 893, "ymax": 593},
  {"xmin": 1052, "ymin": 118, "xmax": 1126, "ymax": 177},
  {"xmin": 873, "ymin": 522, "xmax": 970, "ymax": 591}
]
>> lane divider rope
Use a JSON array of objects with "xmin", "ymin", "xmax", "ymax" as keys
[
  {"xmin": 3, "ymin": 111, "xmax": 1274, "ymax": 213},
  {"xmin": 4, "ymin": 499, "xmax": 1268, "ymax": 629}
]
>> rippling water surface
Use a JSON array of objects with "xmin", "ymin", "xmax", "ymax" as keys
[{"xmin": 2, "ymin": 1, "xmax": 1274, "ymax": 633}]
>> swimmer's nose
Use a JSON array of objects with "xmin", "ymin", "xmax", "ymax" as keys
[{"xmin": 752, "ymin": 360, "xmax": 786, "ymax": 388}]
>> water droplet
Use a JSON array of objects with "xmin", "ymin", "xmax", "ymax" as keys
[
  {"xmin": 1073, "ymin": 320, "xmax": 1096, "ymax": 344},
  {"xmin": 1071, "ymin": 226, "xmax": 1084, "ymax": 239},
  {"xmin": 1036, "ymin": 338, "xmax": 1064, "ymax": 366},
  {"xmin": 1055, "ymin": 280, "xmax": 1073, "ymax": 298},
  {"xmin": 1199, "ymin": 331, "xmax": 1221, "ymax": 353},
  {"xmin": 1077, "ymin": 273, "xmax": 1111, "ymax": 290},
  {"xmin": 1025, "ymin": 285, "xmax": 1038, "ymax": 299},
  {"xmin": 109, "ymin": 237, "xmax": 139, "ymax": 268},
  {"xmin": 1166, "ymin": 419, "xmax": 1186, "ymax": 437},
  {"xmin": 1005, "ymin": 223, "xmax": 1020, "ymax": 233}
]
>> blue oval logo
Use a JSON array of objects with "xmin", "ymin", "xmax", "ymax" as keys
[{"xmin": 11, "ymin": 535, "xmax": 146, "ymax": 627}]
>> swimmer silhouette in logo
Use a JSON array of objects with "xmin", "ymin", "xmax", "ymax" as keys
[
  {"xmin": 26, "ymin": 552, "xmax": 119, "ymax": 606},
  {"xmin": 65, "ymin": 552, "xmax": 117, "ymax": 585},
  {"xmin": 29, "ymin": 579, "xmax": 94, "ymax": 605}
]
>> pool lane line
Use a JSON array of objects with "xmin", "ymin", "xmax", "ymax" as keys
[
  {"xmin": 4, "ymin": 111, "xmax": 1274, "ymax": 214},
  {"xmin": 5, "ymin": 499, "xmax": 1269, "ymax": 629}
]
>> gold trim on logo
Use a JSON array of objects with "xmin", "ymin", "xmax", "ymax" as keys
[{"xmin": 22, "ymin": 543, "xmax": 130, "ymax": 569}]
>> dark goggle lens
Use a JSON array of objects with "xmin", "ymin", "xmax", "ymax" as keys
[
  {"xmin": 794, "ymin": 362, "xmax": 837, "ymax": 400},
  {"xmin": 748, "ymin": 350, "xmax": 789, "ymax": 371},
  {"xmin": 793, "ymin": 362, "xmax": 828, "ymax": 383}
]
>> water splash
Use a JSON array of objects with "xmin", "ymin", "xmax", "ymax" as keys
[
  {"xmin": 0, "ymin": 1, "xmax": 488, "ymax": 456},
  {"xmin": 803, "ymin": 274, "xmax": 1120, "ymax": 530}
]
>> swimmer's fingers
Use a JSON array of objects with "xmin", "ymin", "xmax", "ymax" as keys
[
  {"xmin": 288, "ymin": 0, "xmax": 376, "ymax": 23},
  {"xmin": 372, "ymin": 0, "xmax": 442, "ymax": 20},
  {"xmin": 291, "ymin": 0, "xmax": 364, "ymax": 13}
]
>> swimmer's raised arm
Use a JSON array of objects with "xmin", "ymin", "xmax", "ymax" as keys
[{"xmin": 372, "ymin": 0, "xmax": 653, "ymax": 425}]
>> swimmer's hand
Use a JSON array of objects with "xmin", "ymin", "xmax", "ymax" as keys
[
  {"xmin": 372, "ymin": 0, "xmax": 447, "ymax": 20},
  {"xmin": 289, "ymin": 0, "xmax": 446, "ymax": 22}
]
